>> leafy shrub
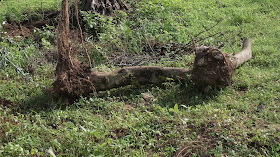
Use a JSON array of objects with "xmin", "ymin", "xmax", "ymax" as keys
[{"xmin": 81, "ymin": 11, "xmax": 115, "ymax": 38}]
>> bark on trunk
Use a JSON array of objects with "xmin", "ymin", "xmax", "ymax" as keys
[
  {"xmin": 230, "ymin": 39, "xmax": 252, "ymax": 69},
  {"xmin": 56, "ymin": 0, "xmax": 71, "ymax": 75},
  {"xmin": 90, "ymin": 66, "xmax": 191, "ymax": 91}
]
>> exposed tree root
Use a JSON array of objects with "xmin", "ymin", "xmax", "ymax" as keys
[
  {"xmin": 191, "ymin": 39, "xmax": 252, "ymax": 91},
  {"xmin": 52, "ymin": 0, "xmax": 252, "ymax": 99},
  {"xmin": 81, "ymin": 0, "xmax": 130, "ymax": 15},
  {"xmin": 75, "ymin": 0, "xmax": 92, "ymax": 67}
]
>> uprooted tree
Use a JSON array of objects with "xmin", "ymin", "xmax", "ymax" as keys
[{"xmin": 52, "ymin": 0, "xmax": 252, "ymax": 99}]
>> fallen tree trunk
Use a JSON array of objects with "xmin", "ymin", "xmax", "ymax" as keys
[
  {"xmin": 52, "ymin": 0, "xmax": 252, "ymax": 98},
  {"xmin": 53, "ymin": 63, "xmax": 191, "ymax": 97},
  {"xmin": 230, "ymin": 39, "xmax": 252, "ymax": 68},
  {"xmin": 89, "ymin": 66, "xmax": 191, "ymax": 91}
]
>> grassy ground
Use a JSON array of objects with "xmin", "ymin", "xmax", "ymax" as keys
[{"xmin": 0, "ymin": 0, "xmax": 280, "ymax": 156}]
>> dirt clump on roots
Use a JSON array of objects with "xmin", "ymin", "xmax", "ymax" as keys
[
  {"xmin": 52, "ymin": 60, "xmax": 94, "ymax": 98},
  {"xmin": 191, "ymin": 46, "xmax": 234, "ymax": 91},
  {"xmin": 51, "ymin": 0, "xmax": 95, "ymax": 99}
]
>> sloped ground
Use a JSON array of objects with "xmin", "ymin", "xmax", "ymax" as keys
[{"xmin": 0, "ymin": 0, "xmax": 280, "ymax": 156}]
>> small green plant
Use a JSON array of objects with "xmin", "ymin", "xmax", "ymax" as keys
[
  {"xmin": 81, "ymin": 11, "xmax": 114, "ymax": 38},
  {"xmin": 0, "ymin": 39, "xmax": 36, "ymax": 77},
  {"xmin": 169, "ymin": 104, "xmax": 182, "ymax": 115},
  {"xmin": 41, "ymin": 38, "xmax": 52, "ymax": 50},
  {"xmin": 33, "ymin": 25, "xmax": 56, "ymax": 42}
]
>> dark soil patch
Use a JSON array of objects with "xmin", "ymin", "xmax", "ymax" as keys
[
  {"xmin": 0, "ymin": 98, "xmax": 15, "ymax": 108},
  {"xmin": 110, "ymin": 128, "xmax": 129, "ymax": 139},
  {"xmin": 237, "ymin": 85, "xmax": 248, "ymax": 91},
  {"xmin": 3, "ymin": 11, "xmax": 59, "ymax": 38},
  {"xmin": 0, "ymin": 98, "xmax": 20, "ymax": 114},
  {"xmin": 2, "ymin": 22, "xmax": 31, "ymax": 37}
]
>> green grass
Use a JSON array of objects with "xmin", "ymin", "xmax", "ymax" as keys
[
  {"xmin": 0, "ymin": 0, "xmax": 61, "ymax": 22},
  {"xmin": 0, "ymin": 0, "xmax": 280, "ymax": 156}
]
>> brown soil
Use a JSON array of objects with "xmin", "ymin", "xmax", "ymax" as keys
[
  {"xmin": 191, "ymin": 46, "xmax": 234, "ymax": 91},
  {"xmin": 3, "ymin": 11, "xmax": 59, "ymax": 38},
  {"xmin": 2, "ymin": 22, "xmax": 31, "ymax": 37},
  {"xmin": 0, "ymin": 99, "xmax": 13, "ymax": 106}
]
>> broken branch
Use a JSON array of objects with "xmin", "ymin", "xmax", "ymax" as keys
[{"xmin": 230, "ymin": 38, "xmax": 252, "ymax": 68}]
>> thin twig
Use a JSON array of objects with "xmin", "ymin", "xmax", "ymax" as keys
[
  {"xmin": 141, "ymin": 19, "xmax": 155, "ymax": 55},
  {"xmin": 195, "ymin": 19, "xmax": 223, "ymax": 39},
  {"xmin": 195, "ymin": 31, "xmax": 228, "ymax": 44},
  {"xmin": 6, "ymin": 38, "xmax": 29, "ymax": 60},
  {"xmin": 188, "ymin": 32, "xmax": 197, "ymax": 54},
  {"xmin": 176, "ymin": 146, "xmax": 189, "ymax": 157},
  {"xmin": 74, "ymin": 0, "xmax": 93, "ymax": 67},
  {"xmin": 186, "ymin": 19, "xmax": 223, "ymax": 46}
]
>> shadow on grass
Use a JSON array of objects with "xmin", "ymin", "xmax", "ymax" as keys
[
  {"xmin": 156, "ymin": 83, "xmax": 220, "ymax": 108},
  {"xmin": 96, "ymin": 82, "xmax": 220, "ymax": 109},
  {"xmin": 14, "ymin": 93, "xmax": 69, "ymax": 114},
  {"xmin": 12, "ymin": 82, "xmax": 220, "ymax": 114}
]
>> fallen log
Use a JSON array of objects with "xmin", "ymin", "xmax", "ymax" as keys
[
  {"xmin": 51, "ymin": 0, "xmax": 252, "ymax": 98},
  {"xmin": 53, "ymin": 63, "xmax": 191, "ymax": 97}
]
